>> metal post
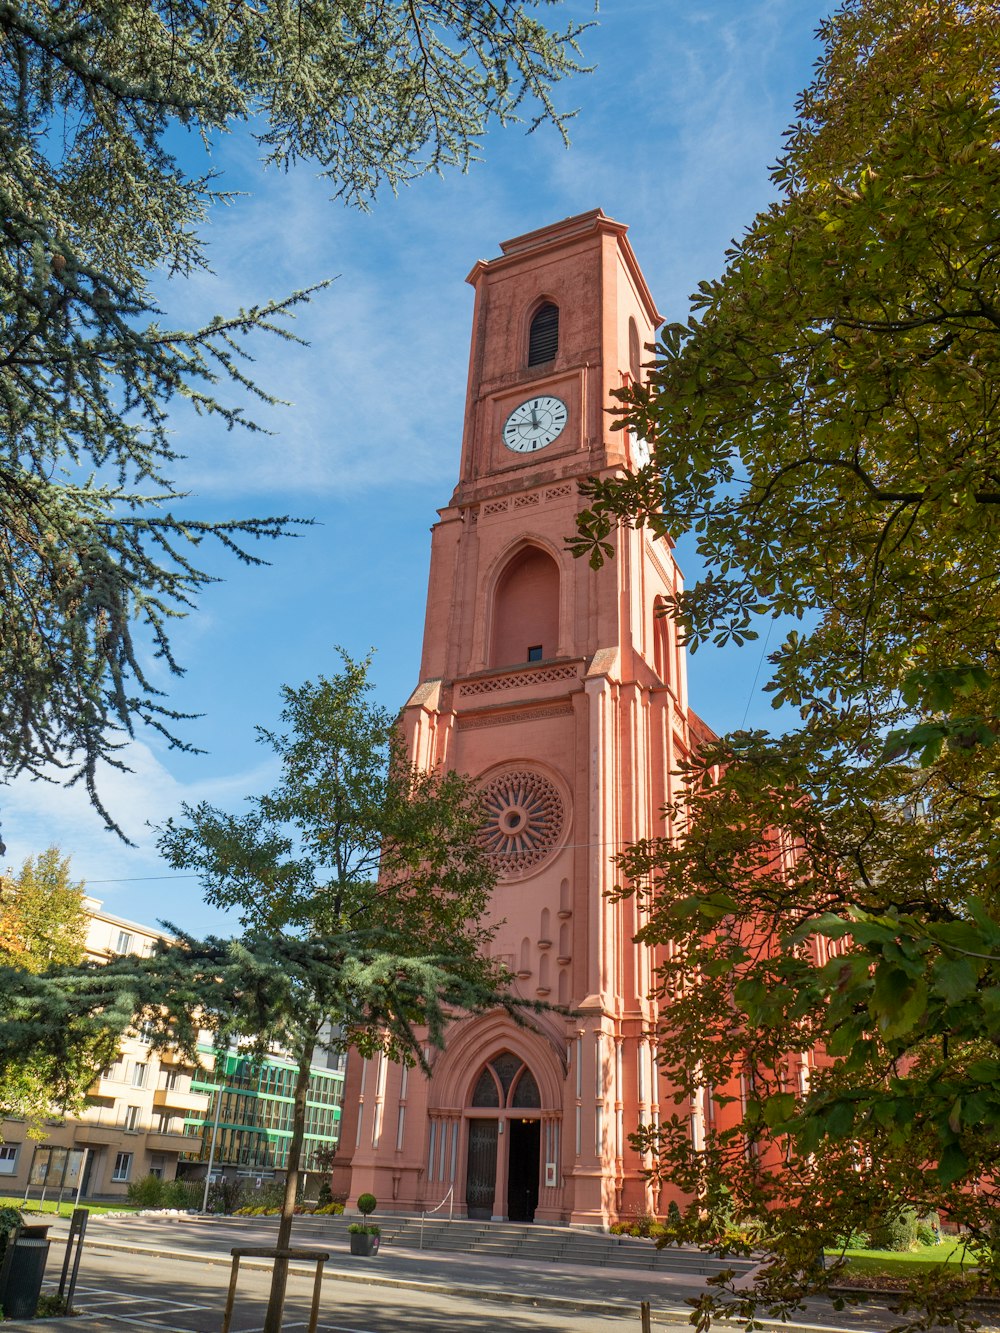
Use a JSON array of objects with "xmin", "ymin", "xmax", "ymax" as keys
[
  {"xmin": 74, "ymin": 1149, "xmax": 90, "ymax": 1210},
  {"xmin": 58, "ymin": 1208, "xmax": 89, "ymax": 1312},
  {"xmin": 201, "ymin": 1079, "xmax": 224, "ymax": 1214},
  {"xmin": 640, "ymin": 1299, "xmax": 652, "ymax": 1333}
]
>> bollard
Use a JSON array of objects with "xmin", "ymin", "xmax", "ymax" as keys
[{"xmin": 640, "ymin": 1298, "xmax": 652, "ymax": 1332}]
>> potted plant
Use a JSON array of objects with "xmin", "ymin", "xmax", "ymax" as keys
[
  {"xmin": 348, "ymin": 1222, "xmax": 380, "ymax": 1256},
  {"xmin": 349, "ymin": 1193, "xmax": 379, "ymax": 1256}
]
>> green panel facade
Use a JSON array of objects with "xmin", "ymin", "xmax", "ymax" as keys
[{"xmin": 183, "ymin": 1049, "xmax": 344, "ymax": 1174}]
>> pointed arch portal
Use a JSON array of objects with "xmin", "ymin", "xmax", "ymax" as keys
[{"xmin": 465, "ymin": 1051, "xmax": 542, "ymax": 1221}]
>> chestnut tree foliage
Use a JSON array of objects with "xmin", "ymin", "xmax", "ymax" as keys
[
  {"xmin": 571, "ymin": 2, "xmax": 1000, "ymax": 1326},
  {"xmin": 0, "ymin": 0, "xmax": 587, "ymax": 837}
]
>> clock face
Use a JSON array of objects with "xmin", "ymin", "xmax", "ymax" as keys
[{"xmin": 502, "ymin": 395, "xmax": 568, "ymax": 453}]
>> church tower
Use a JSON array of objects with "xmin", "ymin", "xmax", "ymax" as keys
[{"xmin": 334, "ymin": 210, "xmax": 706, "ymax": 1225}]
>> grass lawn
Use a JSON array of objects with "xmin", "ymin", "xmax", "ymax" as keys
[
  {"xmin": 1, "ymin": 1196, "xmax": 139, "ymax": 1218},
  {"xmin": 829, "ymin": 1241, "xmax": 979, "ymax": 1281}
]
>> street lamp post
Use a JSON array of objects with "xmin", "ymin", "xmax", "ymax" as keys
[{"xmin": 201, "ymin": 1077, "xmax": 225, "ymax": 1213}]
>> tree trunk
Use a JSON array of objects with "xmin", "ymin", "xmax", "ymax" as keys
[{"xmin": 262, "ymin": 1045, "xmax": 313, "ymax": 1333}]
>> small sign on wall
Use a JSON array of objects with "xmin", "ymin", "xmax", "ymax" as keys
[{"xmin": 545, "ymin": 1162, "xmax": 557, "ymax": 1188}]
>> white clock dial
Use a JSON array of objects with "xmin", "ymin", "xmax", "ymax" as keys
[{"xmin": 502, "ymin": 395, "xmax": 568, "ymax": 453}]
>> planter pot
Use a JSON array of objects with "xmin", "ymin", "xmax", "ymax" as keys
[{"xmin": 349, "ymin": 1232, "xmax": 378, "ymax": 1257}]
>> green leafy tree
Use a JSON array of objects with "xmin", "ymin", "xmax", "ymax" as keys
[
  {"xmin": 571, "ymin": 1, "xmax": 1000, "ymax": 1326},
  {"xmin": 156, "ymin": 652, "xmax": 526, "ymax": 1333},
  {"xmin": 0, "ymin": 0, "xmax": 588, "ymax": 839},
  {"xmin": 0, "ymin": 848, "xmax": 103, "ymax": 1129},
  {"xmin": 0, "ymin": 849, "xmax": 88, "ymax": 972}
]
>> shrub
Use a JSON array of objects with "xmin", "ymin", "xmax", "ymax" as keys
[
  {"xmin": 0, "ymin": 1207, "xmax": 22, "ymax": 1255},
  {"xmin": 127, "ymin": 1175, "xmax": 165, "ymax": 1208},
  {"xmin": 247, "ymin": 1182, "xmax": 287, "ymax": 1211},
  {"xmin": 314, "ymin": 1201, "xmax": 344, "ymax": 1215},
  {"xmin": 35, "ymin": 1293, "xmax": 68, "ymax": 1317},
  {"xmin": 870, "ymin": 1207, "xmax": 920, "ymax": 1252},
  {"xmin": 666, "ymin": 1200, "xmax": 682, "ymax": 1225},
  {"xmin": 832, "ymin": 1227, "xmax": 870, "ymax": 1250},
  {"xmin": 161, "ymin": 1178, "xmax": 202, "ymax": 1210},
  {"xmin": 317, "ymin": 1180, "xmax": 333, "ymax": 1207},
  {"xmin": 357, "ymin": 1193, "xmax": 377, "ymax": 1217},
  {"xmin": 348, "ymin": 1222, "xmax": 380, "ymax": 1236},
  {"xmin": 204, "ymin": 1179, "xmax": 248, "ymax": 1215}
]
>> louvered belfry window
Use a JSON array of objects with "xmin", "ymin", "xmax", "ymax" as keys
[{"xmin": 528, "ymin": 303, "xmax": 559, "ymax": 366}]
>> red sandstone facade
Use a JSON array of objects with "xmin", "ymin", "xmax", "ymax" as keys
[{"xmin": 334, "ymin": 210, "xmax": 712, "ymax": 1226}]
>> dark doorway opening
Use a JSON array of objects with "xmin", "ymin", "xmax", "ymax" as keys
[
  {"xmin": 507, "ymin": 1118, "xmax": 540, "ymax": 1222},
  {"xmin": 465, "ymin": 1119, "xmax": 498, "ymax": 1220},
  {"xmin": 80, "ymin": 1149, "xmax": 97, "ymax": 1197}
]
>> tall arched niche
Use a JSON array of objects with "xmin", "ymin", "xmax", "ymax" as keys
[{"xmin": 490, "ymin": 544, "xmax": 560, "ymax": 668}]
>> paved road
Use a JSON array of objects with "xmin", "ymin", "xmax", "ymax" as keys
[
  {"xmin": 46, "ymin": 1247, "xmax": 640, "ymax": 1333},
  {"xmin": 12, "ymin": 1213, "xmax": 993, "ymax": 1333}
]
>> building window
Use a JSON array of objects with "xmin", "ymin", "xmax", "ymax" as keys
[
  {"xmin": 112, "ymin": 1152, "xmax": 133, "ymax": 1182},
  {"xmin": 116, "ymin": 930, "xmax": 133, "ymax": 954},
  {"xmin": 526, "ymin": 645, "xmax": 543, "ymax": 662},
  {"xmin": 123, "ymin": 1105, "xmax": 141, "ymax": 1132},
  {"xmin": 528, "ymin": 303, "xmax": 558, "ymax": 366},
  {"xmin": 131, "ymin": 1063, "xmax": 148, "ymax": 1089},
  {"xmin": 628, "ymin": 316, "xmax": 641, "ymax": 383},
  {"xmin": 0, "ymin": 1145, "xmax": 17, "ymax": 1175}
]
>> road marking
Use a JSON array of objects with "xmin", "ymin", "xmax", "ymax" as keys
[
  {"xmin": 82, "ymin": 1316, "xmax": 198, "ymax": 1333},
  {"xmin": 76, "ymin": 1299, "xmax": 211, "ymax": 1313},
  {"xmin": 237, "ymin": 1324, "xmax": 383, "ymax": 1333}
]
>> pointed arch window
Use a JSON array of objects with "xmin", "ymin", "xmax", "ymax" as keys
[
  {"xmin": 469, "ymin": 1052, "xmax": 541, "ymax": 1111},
  {"xmin": 528, "ymin": 303, "xmax": 559, "ymax": 366},
  {"xmin": 471, "ymin": 1067, "xmax": 501, "ymax": 1106}
]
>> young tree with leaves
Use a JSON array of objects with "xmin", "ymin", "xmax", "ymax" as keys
[
  {"xmin": 156, "ymin": 652, "xmax": 524, "ymax": 1333},
  {"xmin": 0, "ymin": 848, "xmax": 100, "ymax": 1127},
  {"xmin": 0, "ymin": 849, "xmax": 88, "ymax": 972},
  {"xmin": 0, "ymin": 1, "xmax": 588, "ymax": 840},
  {"xmin": 571, "ymin": 1, "xmax": 1000, "ymax": 1326}
]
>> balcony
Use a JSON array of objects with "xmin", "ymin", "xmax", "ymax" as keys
[
  {"xmin": 73, "ymin": 1124, "xmax": 122, "ymax": 1147},
  {"xmin": 144, "ymin": 1130, "xmax": 190, "ymax": 1152},
  {"xmin": 153, "ymin": 1085, "xmax": 210, "ymax": 1114},
  {"xmin": 452, "ymin": 657, "xmax": 584, "ymax": 717}
]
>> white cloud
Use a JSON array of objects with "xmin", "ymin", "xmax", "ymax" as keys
[{"xmin": 1, "ymin": 742, "xmax": 277, "ymax": 937}]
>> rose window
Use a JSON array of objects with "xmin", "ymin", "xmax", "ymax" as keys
[{"xmin": 480, "ymin": 769, "xmax": 565, "ymax": 877}]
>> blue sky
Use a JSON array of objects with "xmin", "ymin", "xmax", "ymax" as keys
[{"xmin": 4, "ymin": 0, "xmax": 833, "ymax": 934}]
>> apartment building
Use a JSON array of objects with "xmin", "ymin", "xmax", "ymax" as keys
[
  {"xmin": 1, "ymin": 898, "xmax": 346, "ymax": 1202},
  {"xmin": 0, "ymin": 898, "xmax": 210, "ymax": 1200}
]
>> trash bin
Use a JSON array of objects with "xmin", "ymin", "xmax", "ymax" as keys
[{"xmin": 0, "ymin": 1224, "xmax": 51, "ymax": 1320}]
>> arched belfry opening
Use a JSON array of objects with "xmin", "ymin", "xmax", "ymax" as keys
[
  {"xmin": 466, "ymin": 1051, "xmax": 542, "ymax": 1222},
  {"xmin": 491, "ymin": 545, "xmax": 559, "ymax": 668},
  {"xmin": 528, "ymin": 302, "xmax": 559, "ymax": 366}
]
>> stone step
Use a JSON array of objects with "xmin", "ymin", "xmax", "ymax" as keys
[{"xmin": 296, "ymin": 1213, "xmax": 757, "ymax": 1276}]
